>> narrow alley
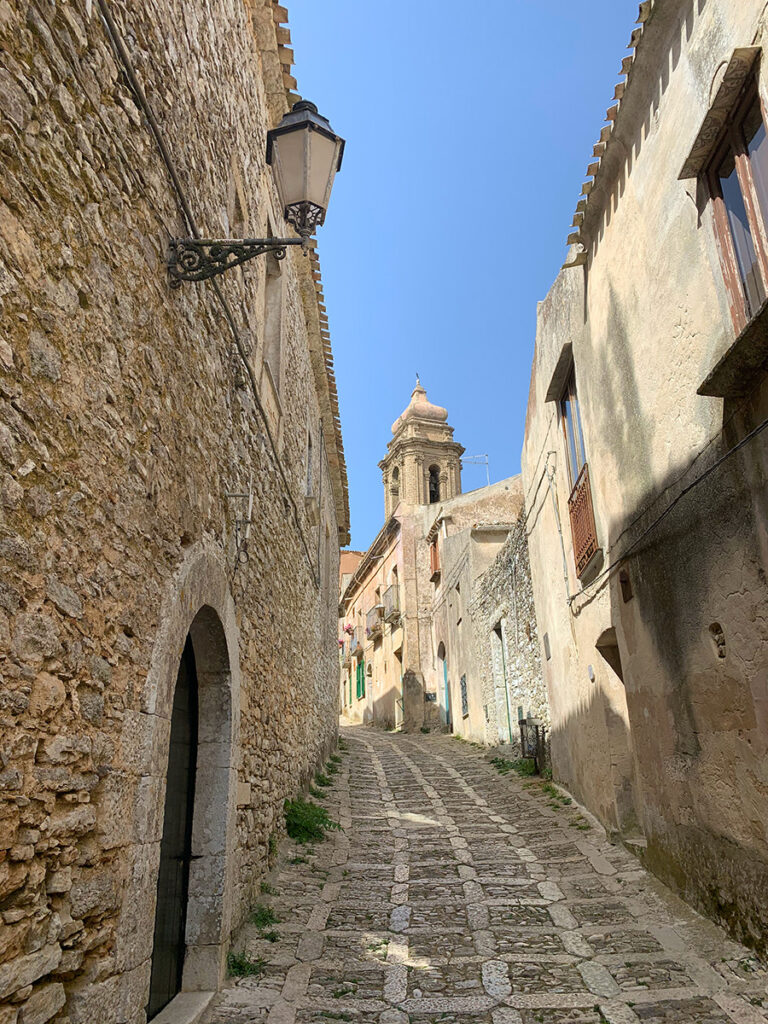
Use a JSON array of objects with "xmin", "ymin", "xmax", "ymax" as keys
[{"xmin": 209, "ymin": 730, "xmax": 767, "ymax": 1024}]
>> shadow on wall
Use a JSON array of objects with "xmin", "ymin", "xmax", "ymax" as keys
[
  {"xmin": 609, "ymin": 412, "xmax": 768, "ymax": 954},
  {"xmin": 372, "ymin": 687, "xmax": 396, "ymax": 731},
  {"xmin": 549, "ymin": 684, "xmax": 641, "ymax": 841},
  {"xmin": 560, "ymin": 391, "xmax": 768, "ymax": 953}
]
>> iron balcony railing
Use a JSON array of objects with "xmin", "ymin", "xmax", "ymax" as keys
[
  {"xmin": 383, "ymin": 583, "xmax": 400, "ymax": 622},
  {"xmin": 366, "ymin": 604, "xmax": 384, "ymax": 639},
  {"xmin": 567, "ymin": 462, "xmax": 600, "ymax": 578},
  {"xmin": 350, "ymin": 632, "xmax": 363, "ymax": 658}
]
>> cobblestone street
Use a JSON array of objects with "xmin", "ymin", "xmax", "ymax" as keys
[{"xmin": 209, "ymin": 729, "xmax": 768, "ymax": 1024}]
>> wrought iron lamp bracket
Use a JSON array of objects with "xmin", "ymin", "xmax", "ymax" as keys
[{"xmin": 168, "ymin": 236, "xmax": 306, "ymax": 286}]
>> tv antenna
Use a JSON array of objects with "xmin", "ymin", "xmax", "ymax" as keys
[{"xmin": 461, "ymin": 454, "xmax": 490, "ymax": 487}]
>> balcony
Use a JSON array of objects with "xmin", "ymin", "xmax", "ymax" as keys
[
  {"xmin": 350, "ymin": 632, "xmax": 363, "ymax": 658},
  {"xmin": 567, "ymin": 462, "xmax": 600, "ymax": 578},
  {"xmin": 366, "ymin": 605, "xmax": 384, "ymax": 640},
  {"xmin": 383, "ymin": 583, "xmax": 401, "ymax": 622}
]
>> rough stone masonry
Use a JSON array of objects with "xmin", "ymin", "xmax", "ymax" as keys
[{"xmin": 0, "ymin": 1, "xmax": 348, "ymax": 1022}]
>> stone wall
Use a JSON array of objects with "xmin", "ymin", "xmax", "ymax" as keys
[
  {"xmin": 0, "ymin": 1, "xmax": 346, "ymax": 1021},
  {"xmin": 470, "ymin": 516, "xmax": 547, "ymax": 750}
]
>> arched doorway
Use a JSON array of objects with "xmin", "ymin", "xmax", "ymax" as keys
[
  {"xmin": 438, "ymin": 642, "xmax": 452, "ymax": 731},
  {"xmin": 146, "ymin": 604, "xmax": 235, "ymax": 1019},
  {"xmin": 147, "ymin": 636, "xmax": 198, "ymax": 1018}
]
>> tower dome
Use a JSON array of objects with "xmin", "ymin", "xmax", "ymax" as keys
[
  {"xmin": 379, "ymin": 377, "xmax": 464, "ymax": 517},
  {"xmin": 391, "ymin": 378, "xmax": 448, "ymax": 435}
]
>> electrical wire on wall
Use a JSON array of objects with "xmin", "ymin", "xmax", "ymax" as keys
[
  {"xmin": 525, "ymin": 409, "xmax": 768, "ymax": 609},
  {"xmin": 97, "ymin": 0, "xmax": 321, "ymax": 587}
]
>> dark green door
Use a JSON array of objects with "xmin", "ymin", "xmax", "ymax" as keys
[{"xmin": 147, "ymin": 637, "xmax": 199, "ymax": 1019}]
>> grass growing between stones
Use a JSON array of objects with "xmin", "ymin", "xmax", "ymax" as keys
[
  {"xmin": 284, "ymin": 797, "xmax": 342, "ymax": 844},
  {"xmin": 314, "ymin": 772, "xmax": 332, "ymax": 787},
  {"xmin": 227, "ymin": 951, "xmax": 265, "ymax": 977},
  {"xmin": 542, "ymin": 782, "xmax": 572, "ymax": 810},
  {"xmin": 569, "ymin": 813, "xmax": 591, "ymax": 831},
  {"xmin": 251, "ymin": 904, "xmax": 280, "ymax": 928},
  {"xmin": 490, "ymin": 756, "xmax": 537, "ymax": 777},
  {"xmin": 309, "ymin": 785, "xmax": 327, "ymax": 800}
]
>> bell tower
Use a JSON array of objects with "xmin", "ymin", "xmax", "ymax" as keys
[{"xmin": 379, "ymin": 378, "xmax": 464, "ymax": 518}]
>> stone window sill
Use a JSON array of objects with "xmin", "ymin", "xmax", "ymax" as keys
[{"xmin": 698, "ymin": 297, "xmax": 768, "ymax": 398}]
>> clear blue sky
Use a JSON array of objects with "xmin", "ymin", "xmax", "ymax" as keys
[{"xmin": 288, "ymin": 1, "xmax": 636, "ymax": 551}]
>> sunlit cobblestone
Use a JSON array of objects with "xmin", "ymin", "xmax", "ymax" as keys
[{"xmin": 209, "ymin": 729, "xmax": 768, "ymax": 1024}]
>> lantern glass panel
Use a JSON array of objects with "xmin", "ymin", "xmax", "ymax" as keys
[
  {"xmin": 271, "ymin": 129, "xmax": 306, "ymax": 209},
  {"xmin": 307, "ymin": 131, "xmax": 340, "ymax": 209}
]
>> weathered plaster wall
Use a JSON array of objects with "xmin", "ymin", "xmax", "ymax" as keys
[
  {"xmin": 0, "ymin": 1, "xmax": 344, "ymax": 1021},
  {"xmin": 522, "ymin": 0, "xmax": 768, "ymax": 953}
]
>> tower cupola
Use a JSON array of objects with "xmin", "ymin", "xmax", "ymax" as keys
[{"xmin": 379, "ymin": 377, "xmax": 464, "ymax": 518}]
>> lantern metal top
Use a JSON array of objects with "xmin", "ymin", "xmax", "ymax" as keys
[{"xmin": 266, "ymin": 101, "xmax": 346, "ymax": 171}]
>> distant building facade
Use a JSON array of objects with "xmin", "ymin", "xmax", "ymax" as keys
[
  {"xmin": 522, "ymin": 0, "xmax": 768, "ymax": 954},
  {"xmin": 340, "ymin": 382, "xmax": 545, "ymax": 743},
  {"xmin": 0, "ymin": 2, "xmax": 348, "ymax": 1022}
]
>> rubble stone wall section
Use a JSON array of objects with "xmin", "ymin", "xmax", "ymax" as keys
[
  {"xmin": 471, "ymin": 516, "xmax": 547, "ymax": 749},
  {"xmin": 0, "ymin": 1, "xmax": 342, "ymax": 1022}
]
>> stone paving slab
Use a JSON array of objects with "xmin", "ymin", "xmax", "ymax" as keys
[{"xmin": 207, "ymin": 729, "xmax": 768, "ymax": 1024}]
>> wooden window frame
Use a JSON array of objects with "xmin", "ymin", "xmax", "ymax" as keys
[
  {"xmin": 704, "ymin": 76, "xmax": 768, "ymax": 334},
  {"xmin": 557, "ymin": 363, "xmax": 601, "ymax": 578},
  {"xmin": 429, "ymin": 538, "xmax": 440, "ymax": 581},
  {"xmin": 558, "ymin": 366, "xmax": 587, "ymax": 493}
]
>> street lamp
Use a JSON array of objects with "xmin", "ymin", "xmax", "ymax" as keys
[{"xmin": 169, "ymin": 101, "xmax": 345, "ymax": 285}]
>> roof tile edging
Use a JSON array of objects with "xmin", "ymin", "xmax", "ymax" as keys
[
  {"xmin": 268, "ymin": 0, "xmax": 351, "ymax": 542},
  {"xmin": 566, "ymin": 0, "xmax": 656, "ymax": 257}
]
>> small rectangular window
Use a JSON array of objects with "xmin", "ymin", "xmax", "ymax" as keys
[{"xmin": 460, "ymin": 675, "xmax": 469, "ymax": 719}]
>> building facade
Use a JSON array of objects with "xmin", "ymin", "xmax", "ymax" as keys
[
  {"xmin": 340, "ymin": 383, "xmax": 545, "ymax": 744},
  {"xmin": 0, "ymin": 2, "xmax": 348, "ymax": 1022},
  {"xmin": 522, "ymin": 0, "xmax": 768, "ymax": 953}
]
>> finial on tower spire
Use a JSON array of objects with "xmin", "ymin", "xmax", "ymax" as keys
[{"xmin": 416, "ymin": 372, "xmax": 420, "ymax": 386}]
